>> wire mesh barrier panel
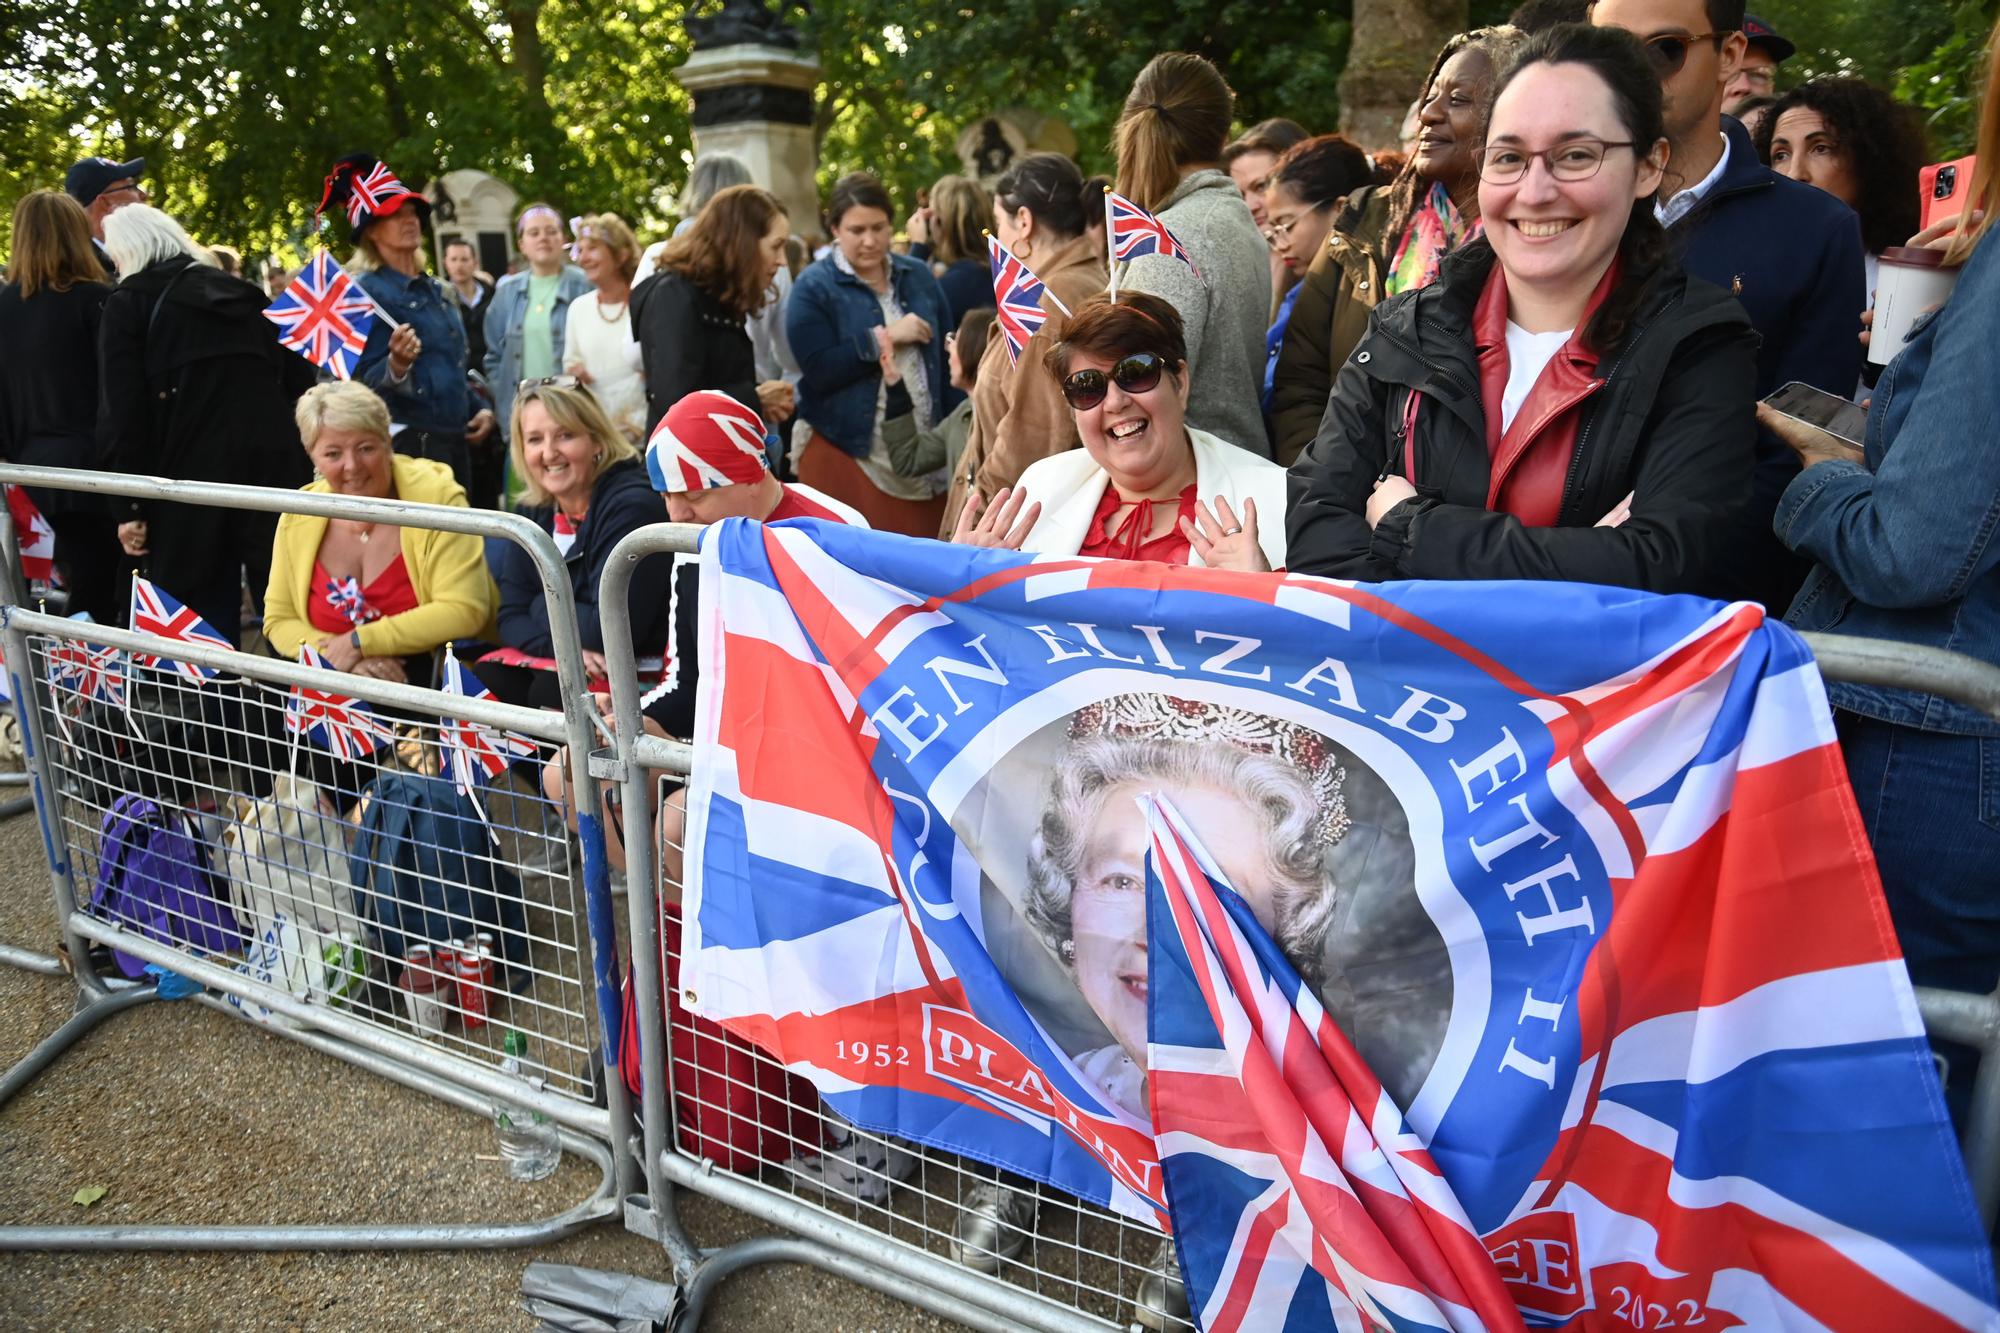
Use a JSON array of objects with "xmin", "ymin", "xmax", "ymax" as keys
[
  {"xmin": 645, "ymin": 767, "xmax": 1192, "ymax": 1332},
  {"xmin": 28, "ymin": 632, "xmax": 602, "ymax": 1103}
]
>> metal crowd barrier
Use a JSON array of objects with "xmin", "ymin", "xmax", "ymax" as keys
[
  {"xmin": 0, "ymin": 463, "xmax": 635, "ymax": 1252},
  {"xmin": 591, "ymin": 521, "xmax": 2000, "ymax": 1331}
]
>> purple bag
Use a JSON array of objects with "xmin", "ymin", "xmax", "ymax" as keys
[{"xmin": 92, "ymin": 794, "xmax": 243, "ymax": 978}]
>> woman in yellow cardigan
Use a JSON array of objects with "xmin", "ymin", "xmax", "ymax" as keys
[{"xmin": 263, "ymin": 381, "xmax": 496, "ymax": 682}]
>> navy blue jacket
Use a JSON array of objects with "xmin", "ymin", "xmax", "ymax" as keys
[
  {"xmin": 786, "ymin": 252, "xmax": 959, "ymax": 457},
  {"xmin": 910, "ymin": 245, "xmax": 997, "ymax": 331},
  {"xmin": 1669, "ymin": 115, "xmax": 1867, "ymax": 606},
  {"xmin": 493, "ymin": 459, "xmax": 674, "ymax": 657}
]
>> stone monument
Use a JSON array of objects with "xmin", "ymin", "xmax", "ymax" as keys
[
  {"xmin": 427, "ymin": 168, "xmax": 520, "ymax": 277},
  {"xmin": 676, "ymin": 0, "xmax": 823, "ymax": 237}
]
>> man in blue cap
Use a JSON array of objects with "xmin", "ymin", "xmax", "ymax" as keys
[
  {"xmin": 63, "ymin": 155, "xmax": 148, "ymax": 275},
  {"xmin": 1725, "ymin": 15, "xmax": 1795, "ymax": 117}
]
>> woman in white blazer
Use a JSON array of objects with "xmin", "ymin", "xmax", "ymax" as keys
[{"xmin": 952, "ymin": 291, "xmax": 1285, "ymax": 570}]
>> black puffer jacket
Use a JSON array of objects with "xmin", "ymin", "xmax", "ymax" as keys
[
  {"xmin": 1286, "ymin": 242, "xmax": 1760, "ymax": 598},
  {"xmin": 630, "ymin": 269, "xmax": 758, "ymax": 436}
]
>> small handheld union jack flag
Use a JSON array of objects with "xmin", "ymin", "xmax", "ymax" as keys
[
  {"xmin": 1144, "ymin": 795, "xmax": 1518, "ymax": 1333},
  {"xmin": 287, "ymin": 645, "xmax": 393, "ymax": 761},
  {"xmin": 1107, "ymin": 190, "xmax": 1202, "ymax": 295},
  {"xmin": 129, "ymin": 577, "xmax": 233, "ymax": 684},
  {"xmin": 264, "ymin": 251, "xmax": 378, "ymax": 380},
  {"xmin": 439, "ymin": 646, "xmax": 539, "ymax": 800},
  {"xmin": 987, "ymin": 234, "xmax": 1072, "ymax": 363},
  {"xmin": 46, "ymin": 641, "xmax": 126, "ymax": 710}
]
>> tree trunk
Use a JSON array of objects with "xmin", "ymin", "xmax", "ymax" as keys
[{"xmin": 1339, "ymin": 0, "xmax": 1467, "ymax": 152}]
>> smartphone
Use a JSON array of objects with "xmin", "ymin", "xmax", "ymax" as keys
[
  {"xmin": 1921, "ymin": 154, "xmax": 1978, "ymax": 232},
  {"xmin": 1763, "ymin": 381, "xmax": 1867, "ymax": 447}
]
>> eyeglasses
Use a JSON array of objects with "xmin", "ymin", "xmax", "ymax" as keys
[
  {"xmin": 1262, "ymin": 201, "xmax": 1332, "ymax": 247},
  {"xmin": 1060, "ymin": 353, "xmax": 1166, "ymax": 410},
  {"xmin": 1642, "ymin": 30, "xmax": 1727, "ymax": 78},
  {"xmin": 1475, "ymin": 139, "xmax": 1639, "ymax": 185}
]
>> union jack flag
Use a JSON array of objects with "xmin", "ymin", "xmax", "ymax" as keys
[
  {"xmin": 439, "ymin": 647, "xmax": 538, "ymax": 798},
  {"xmin": 323, "ymin": 575, "xmax": 379, "ymax": 626},
  {"xmin": 287, "ymin": 644, "xmax": 393, "ymax": 761},
  {"xmin": 1108, "ymin": 189, "xmax": 1202, "ymax": 279},
  {"xmin": 343, "ymin": 161, "xmax": 415, "ymax": 227},
  {"xmin": 46, "ymin": 640, "xmax": 126, "ymax": 709},
  {"xmin": 6, "ymin": 485, "xmax": 56, "ymax": 583},
  {"xmin": 987, "ymin": 234, "xmax": 1069, "ymax": 363},
  {"xmin": 264, "ymin": 251, "xmax": 377, "ymax": 380},
  {"xmin": 1146, "ymin": 794, "xmax": 1517, "ymax": 1333},
  {"xmin": 129, "ymin": 576, "xmax": 232, "ymax": 683}
]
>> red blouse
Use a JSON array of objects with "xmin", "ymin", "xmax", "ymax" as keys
[
  {"xmin": 306, "ymin": 555, "xmax": 419, "ymax": 636},
  {"xmin": 1079, "ymin": 484, "xmax": 1199, "ymax": 564}
]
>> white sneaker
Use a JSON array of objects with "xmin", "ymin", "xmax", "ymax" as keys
[{"xmin": 783, "ymin": 1125, "xmax": 916, "ymax": 1205}]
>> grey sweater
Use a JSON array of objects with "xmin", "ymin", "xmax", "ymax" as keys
[{"xmin": 1116, "ymin": 168, "xmax": 1273, "ymax": 458}]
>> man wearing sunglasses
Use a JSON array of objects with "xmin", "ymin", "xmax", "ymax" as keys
[{"xmin": 1594, "ymin": 0, "xmax": 1864, "ymax": 611}]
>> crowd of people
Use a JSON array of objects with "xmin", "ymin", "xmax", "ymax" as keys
[{"xmin": 3, "ymin": 0, "xmax": 1999, "ymax": 1322}]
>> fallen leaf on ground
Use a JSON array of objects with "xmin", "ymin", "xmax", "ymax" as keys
[{"xmin": 72, "ymin": 1185, "xmax": 107, "ymax": 1206}]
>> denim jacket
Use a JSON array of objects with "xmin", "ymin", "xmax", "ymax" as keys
[
  {"xmin": 786, "ymin": 252, "xmax": 956, "ymax": 457},
  {"xmin": 1778, "ymin": 227, "xmax": 2000, "ymax": 736},
  {"xmin": 353, "ymin": 267, "xmax": 472, "ymax": 435},
  {"xmin": 482, "ymin": 264, "xmax": 589, "ymax": 434}
]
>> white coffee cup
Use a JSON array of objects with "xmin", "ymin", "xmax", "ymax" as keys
[{"xmin": 1870, "ymin": 245, "xmax": 1962, "ymax": 367}]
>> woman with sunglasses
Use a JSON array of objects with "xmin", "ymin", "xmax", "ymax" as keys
[
  {"xmin": 940, "ymin": 153, "xmax": 1107, "ymax": 535},
  {"xmin": 475, "ymin": 379, "xmax": 672, "ymax": 709},
  {"xmin": 955, "ymin": 291, "xmax": 1285, "ymax": 573},
  {"xmin": 1288, "ymin": 23, "xmax": 1758, "ymax": 598},
  {"xmin": 1270, "ymin": 26, "xmax": 1525, "ymax": 465}
]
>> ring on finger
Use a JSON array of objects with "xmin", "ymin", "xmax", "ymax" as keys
[{"xmin": 1222, "ymin": 525, "xmax": 1243, "ymax": 537}]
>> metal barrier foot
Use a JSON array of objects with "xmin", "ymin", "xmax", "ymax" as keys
[
  {"xmin": 0, "ymin": 940, "xmax": 68, "ymax": 977},
  {"xmin": 676, "ymin": 1235, "xmax": 1039, "ymax": 1333},
  {"xmin": 0, "ymin": 980, "xmax": 159, "ymax": 1108}
]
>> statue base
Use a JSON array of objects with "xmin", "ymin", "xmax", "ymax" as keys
[{"xmin": 678, "ymin": 43, "xmax": 823, "ymax": 240}]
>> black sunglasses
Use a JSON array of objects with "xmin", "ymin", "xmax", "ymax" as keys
[
  {"xmin": 518, "ymin": 374, "xmax": 582, "ymax": 393},
  {"xmin": 1061, "ymin": 353, "xmax": 1167, "ymax": 410},
  {"xmin": 1643, "ymin": 30, "xmax": 1726, "ymax": 77}
]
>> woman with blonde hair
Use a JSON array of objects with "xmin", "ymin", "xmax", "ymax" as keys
[
  {"xmin": 1111, "ymin": 52, "xmax": 1272, "ymax": 457},
  {"xmin": 563, "ymin": 212, "xmax": 646, "ymax": 440},
  {"xmin": 264, "ymin": 380, "xmax": 495, "ymax": 683},
  {"xmin": 478, "ymin": 379, "xmax": 675, "ymax": 707},
  {"xmin": 0, "ymin": 190, "xmax": 121, "ymax": 624},
  {"xmin": 908, "ymin": 174, "xmax": 996, "ymax": 328},
  {"xmin": 632, "ymin": 184, "xmax": 795, "ymax": 436},
  {"xmin": 1757, "ymin": 14, "xmax": 2000, "ymax": 1116}
]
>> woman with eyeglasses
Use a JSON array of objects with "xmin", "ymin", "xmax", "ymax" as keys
[
  {"xmin": 1270, "ymin": 26, "xmax": 1525, "ymax": 465},
  {"xmin": 955, "ymin": 291, "xmax": 1285, "ymax": 573},
  {"xmin": 939, "ymin": 153, "xmax": 1107, "ymax": 535},
  {"xmin": 1288, "ymin": 23, "xmax": 1758, "ymax": 598},
  {"xmin": 475, "ymin": 379, "xmax": 673, "ymax": 709},
  {"xmin": 1260, "ymin": 135, "xmax": 1377, "ymax": 441}
]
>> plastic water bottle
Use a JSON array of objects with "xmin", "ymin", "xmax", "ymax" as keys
[{"xmin": 494, "ymin": 1029, "xmax": 561, "ymax": 1181}]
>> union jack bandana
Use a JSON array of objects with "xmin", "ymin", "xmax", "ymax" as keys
[{"xmin": 552, "ymin": 510, "xmax": 579, "ymax": 557}]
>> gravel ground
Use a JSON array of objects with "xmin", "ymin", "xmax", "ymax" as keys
[{"xmin": 0, "ymin": 805, "xmax": 954, "ymax": 1332}]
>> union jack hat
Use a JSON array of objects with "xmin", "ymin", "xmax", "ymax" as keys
[
  {"xmin": 318, "ymin": 153, "xmax": 430, "ymax": 238},
  {"xmin": 646, "ymin": 390, "xmax": 771, "ymax": 493}
]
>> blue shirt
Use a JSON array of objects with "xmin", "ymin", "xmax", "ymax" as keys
[{"xmin": 353, "ymin": 267, "xmax": 472, "ymax": 435}]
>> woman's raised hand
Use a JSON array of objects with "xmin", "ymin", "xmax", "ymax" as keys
[
  {"xmin": 887, "ymin": 312, "xmax": 932, "ymax": 347},
  {"xmin": 872, "ymin": 326, "xmax": 902, "ymax": 385},
  {"xmin": 1181, "ymin": 496, "xmax": 1270, "ymax": 572},
  {"xmin": 951, "ymin": 487, "xmax": 1040, "ymax": 551}
]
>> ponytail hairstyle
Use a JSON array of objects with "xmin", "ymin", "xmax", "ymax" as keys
[
  {"xmin": 1488, "ymin": 23, "xmax": 1673, "ymax": 354},
  {"xmin": 994, "ymin": 152, "xmax": 1088, "ymax": 240},
  {"xmin": 1113, "ymin": 53, "xmax": 1235, "ymax": 212},
  {"xmin": 1382, "ymin": 26, "xmax": 1526, "ymax": 245}
]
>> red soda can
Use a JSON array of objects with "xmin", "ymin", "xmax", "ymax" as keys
[{"xmin": 455, "ymin": 941, "xmax": 494, "ymax": 1028}]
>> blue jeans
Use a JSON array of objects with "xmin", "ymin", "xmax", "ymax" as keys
[{"xmin": 1841, "ymin": 712, "xmax": 2000, "ymax": 1120}]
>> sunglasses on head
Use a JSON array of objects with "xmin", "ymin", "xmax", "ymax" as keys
[
  {"xmin": 1643, "ymin": 30, "xmax": 1727, "ymax": 77},
  {"xmin": 1060, "ymin": 353, "xmax": 1167, "ymax": 411},
  {"xmin": 519, "ymin": 374, "xmax": 582, "ymax": 393}
]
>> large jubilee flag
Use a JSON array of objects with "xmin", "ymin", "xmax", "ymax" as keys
[{"xmin": 680, "ymin": 518, "xmax": 1998, "ymax": 1330}]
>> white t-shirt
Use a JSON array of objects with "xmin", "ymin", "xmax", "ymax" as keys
[
  {"xmin": 563, "ymin": 290, "xmax": 646, "ymax": 440},
  {"xmin": 1501, "ymin": 322, "xmax": 1575, "ymax": 433}
]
